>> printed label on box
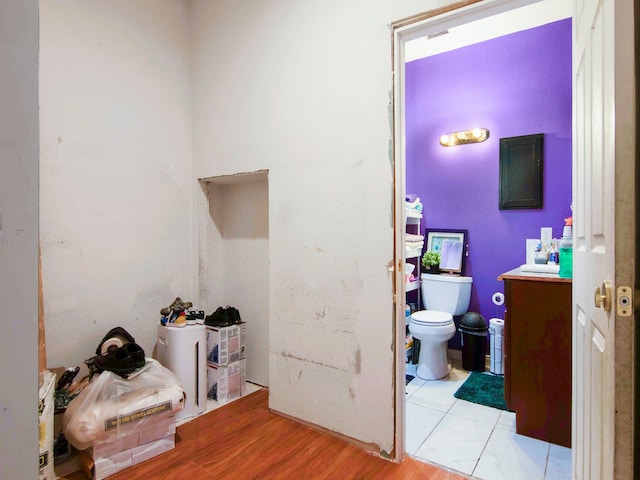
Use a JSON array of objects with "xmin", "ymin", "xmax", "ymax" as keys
[
  {"xmin": 207, "ymin": 359, "xmax": 246, "ymax": 403},
  {"xmin": 206, "ymin": 323, "xmax": 245, "ymax": 366},
  {"xmin": 104, "ymin": 400, "xmax": 173, "ymax": 431}
]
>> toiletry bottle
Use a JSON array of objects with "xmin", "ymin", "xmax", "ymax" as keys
[
  {"xmin": 548, "ymin": 239, "xmax": 559, "ymax": 264},
  {"xmin": 559, "ymin": 221, "xmax": 573, "ymax": 278}
]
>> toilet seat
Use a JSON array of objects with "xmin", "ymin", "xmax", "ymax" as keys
[{"xmin": 410, "ymin": 310, "xmax": 453, "ymax": 326}]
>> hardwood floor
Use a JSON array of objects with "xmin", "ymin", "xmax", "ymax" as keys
[{"xmin": 82, "ymin": 388, "xmax": 466, "ymax": 480}]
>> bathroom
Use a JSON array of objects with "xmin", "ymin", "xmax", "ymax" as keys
[{"xmin": 402, "ymin": 3, "xmax": 572, "ymax": 478}]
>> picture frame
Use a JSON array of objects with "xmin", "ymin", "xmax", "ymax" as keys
[
  {"xmin": 499, "ymin": 133, "xmax": 544, "ymax": 210},
  {"xmin": 424, "ymin": 228, "xmax": 469, "ymax": 275}
]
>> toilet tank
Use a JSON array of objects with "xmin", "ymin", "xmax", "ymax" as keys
[{"xmin": 420, "ymin": 274, "xmax": 473, "ymax": 316}]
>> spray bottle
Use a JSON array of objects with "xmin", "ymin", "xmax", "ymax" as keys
[{"xmin": 558, "ymin": 217, "xmax": 573, "ymax": 278}]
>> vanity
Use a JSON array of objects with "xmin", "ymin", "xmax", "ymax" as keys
[{"xmin": 498, "ymin": 267, "xmax": 571, "ymax": 448}]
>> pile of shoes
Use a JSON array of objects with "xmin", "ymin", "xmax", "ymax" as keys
[
  {"xmin": 204, "ymin": 305, "xmax": 242, "ymax": 327},
  {"xmin": 84, "ymin": 327, "xmax": 146, "ymax": 378},
  {"xmin": 160, "ymin": 297, "xmax": 204, "ymax": 327}
]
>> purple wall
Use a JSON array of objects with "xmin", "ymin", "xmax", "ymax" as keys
[{"xmin": 405, "ymin": 19, "xmax": 572, "ymax": 348}]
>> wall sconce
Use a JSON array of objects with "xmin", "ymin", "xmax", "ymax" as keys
[{"xmin": 440, "ymin": 128, "xmax": 490, "ymax": 147}]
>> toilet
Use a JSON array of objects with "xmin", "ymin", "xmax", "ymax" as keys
[{"xmin": 409, "ymin": 273, "xmax": 473, "ymax": 380}]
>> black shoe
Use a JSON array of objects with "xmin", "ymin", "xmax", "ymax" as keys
[
  {"xmin": 227, "ymin": 306, "xmax": 241, "ymax": 324},
  {"xmin": 205, "ymin": 306, "xmax": 225, "ymax": 326},
  {"xmin": 88, "ymin": 342, "xmax": 145, "ymax": 378},
  {"xmin": 204, "ymin": 306, "xmax": 242, "ymax": 327},
  {"xmin": 121, "ymin": 343, "xmax": 146, "ymax": 370}
]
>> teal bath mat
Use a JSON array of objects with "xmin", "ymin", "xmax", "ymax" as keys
[{"xmin": 453, "ymin": 372, "xmax": 513, "ymax": 411}]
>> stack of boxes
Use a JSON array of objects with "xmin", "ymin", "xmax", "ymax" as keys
[
  {"xmin": 76, "ymin": 407, "xmax": 178, "ymax": 480},
  {"xmin": 206, "ymin": 322, "xmax": 247, "ymax": 403}
]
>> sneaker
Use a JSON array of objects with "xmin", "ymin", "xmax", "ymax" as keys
[
  {"xmin": 204, "ymin": 306, "xmax": 241, "ymax": 327},
  {"xmin": 185, "ymin": 307, "xmax": 204, "ymax": 325},
  {"xmin": 168, "ymin": 311, "xmax": 187, "ymax": 328},
  {"xmin": 160, "ymin": 297, "xmax": 193, "ymax": 316}
]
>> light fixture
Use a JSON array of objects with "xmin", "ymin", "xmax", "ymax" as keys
[{"xmin": 440, "ymin": 128, "xmax": 490, "ymax": 147}]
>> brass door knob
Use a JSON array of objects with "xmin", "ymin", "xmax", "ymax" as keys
[{"xmin": 594, "ymin": 281, "xmax": 612, "ymax": 312}]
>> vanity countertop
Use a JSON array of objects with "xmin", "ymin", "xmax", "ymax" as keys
[{"xmin": 498, "ymin": 267, "xmax": 572, "ymax": 284}]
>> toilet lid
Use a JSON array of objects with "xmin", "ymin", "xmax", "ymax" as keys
[{"xmin": 411, "ymin": 310, "xmax": 453, "ymax": 326}]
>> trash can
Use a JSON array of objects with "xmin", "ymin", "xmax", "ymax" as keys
[{"xmin": 459, "ymin": 312, "xmax": 488, "ymax": 372}]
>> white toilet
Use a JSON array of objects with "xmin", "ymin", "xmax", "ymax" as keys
[{"xmin": 409, "ymin": 273, "xmax": 473, "ymax": 380}]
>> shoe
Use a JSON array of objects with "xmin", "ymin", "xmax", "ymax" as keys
[
  {"xmin": 120, "ymin": 343, "xmax": 146, "ymax": 369},
  {"xmin": 167, "ymin": 311, "xmax": 187, "ymax": 328},
  {"xmin": 227, "ymin": 306, "xmax": 241, "ymax": 324},
  {"xmin": 91, "ymin": 346, "xmax": 137, "ymax": 377},
  {"xmin": 204, "ymin": 307, "xmax": 227, "ymax": 326},
  {"xmin": 186, "ymin": 307, "xmax": 205, "ymax": 325},
  {"xmin": 204, "ymin": 306, "xmax": 241, "ymax": 327},
  {"xmin": 160, "ymin": 297, "xmax": 193, "ymax": 316}
]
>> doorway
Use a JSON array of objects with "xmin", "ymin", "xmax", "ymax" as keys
[{"xmin": 392, "ymin": 0, "xmax": 572, "ymax": 473}]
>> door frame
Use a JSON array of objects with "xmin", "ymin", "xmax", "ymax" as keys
[
  {"xmin": 391, "ymin": 0, "xmax": 636, "ymax": 470},
  {"xmin": 390, "ymin": 0, "xmax": 543, "ymax": 462}
]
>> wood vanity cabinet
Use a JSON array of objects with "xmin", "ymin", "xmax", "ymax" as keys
[{"xmin": 498, "ymin": 268, "xmax": 572, "ymax": 448}]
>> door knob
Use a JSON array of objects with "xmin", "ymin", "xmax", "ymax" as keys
[{"xmin": 594, "ymin": 281, "xmax": 612, "ymax": 311}]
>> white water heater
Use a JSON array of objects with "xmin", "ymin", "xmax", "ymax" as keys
[{"xmin": 156, "ymin": 324, "xmax": 207, "ymax": 421}]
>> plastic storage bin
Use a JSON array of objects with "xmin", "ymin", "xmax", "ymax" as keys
[{"xmin": 459, "ymin": 312, "xmax": 488, "ymax": 372}]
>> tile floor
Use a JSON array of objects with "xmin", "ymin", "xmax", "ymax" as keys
[{"xmin": 406, "ymin": 364, "xmax": 572, "ymax": 480}]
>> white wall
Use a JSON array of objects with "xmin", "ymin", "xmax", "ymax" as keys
[
  {"xmin": 36, "ymin": 0, "xmax": 478, "ymax": 458},
  {"xmin": 190, "ymin": 0, "xmax": 445, "ymax": 454},
  {"xmin": 0, "ymin": 1, "xmax": 39, "ymax": 478},
  {"xmin": 39, "ymin": 0, "xmax": 194, "ymax": 368}
]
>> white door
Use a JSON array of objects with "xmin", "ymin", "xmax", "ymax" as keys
[{"xmin": 572, "ymin": 0, "xmax": 635, "ymax": 478}]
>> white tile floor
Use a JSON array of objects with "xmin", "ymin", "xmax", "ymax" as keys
[{"xmin": 406, "ymin": 364, "xmax": 572, "ymax": 480}]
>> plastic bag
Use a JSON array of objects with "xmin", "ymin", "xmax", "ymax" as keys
[{"xmin": 62, "ymin": 358, "xmax": 184, "ymax": 450}]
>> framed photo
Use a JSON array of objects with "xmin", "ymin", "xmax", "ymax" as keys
[
  {"xmin": 499, "ymin": 133, "xmax": 544, "ymax": 210},
  {"xmin": 424, "ymin": 228, "xmax": 468, "ymax": 275}
]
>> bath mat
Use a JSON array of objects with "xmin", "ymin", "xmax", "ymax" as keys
[
  {"xmin": 453, "ymin": 372, "xmax": 513, "ymax": 411},
  {"xmin": 406, "ymin": 375, "xmax": 415, "ymax": 385}
]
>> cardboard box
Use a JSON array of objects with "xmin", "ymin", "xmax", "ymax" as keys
[
  {"xmin": 206, "ymin": 323, "xmax": 246, "ymax": 366},
  {"xmin": 207, "ymin": 359, "xmax": 246, "ymax": 403},
  {"xmin": 88, "ymin": 420, "xmax": 176, "ymax": 459},
  {"xmin": 78, "ymin": 434, "xmax": 175, "ymax": 480}
]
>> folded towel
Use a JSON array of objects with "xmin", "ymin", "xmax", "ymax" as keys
[
  {"xmin": 520, "ymin": 264, "xmax": 560, "ymax": 274},
  {"xmin": 405, "ymin": 241, "xmax": 424, "ymax": 249},
  {"xmin": 405, "ymin": 234, "xmax": 424, "ymax": 242}
]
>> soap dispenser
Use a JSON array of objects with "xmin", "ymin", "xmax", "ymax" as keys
[{"xmin": 558, "ymin": 218, "xmax": 573, "ymax": 278}]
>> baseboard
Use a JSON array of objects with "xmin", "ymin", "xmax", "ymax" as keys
[{"xmin": 269, "ymin": 407, "xmax": 394, "ymax": 461}]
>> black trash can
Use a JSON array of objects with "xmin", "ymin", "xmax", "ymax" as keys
[{"xmin": 459, "ymin": 312, "xmax": 488, "ymax": 372}]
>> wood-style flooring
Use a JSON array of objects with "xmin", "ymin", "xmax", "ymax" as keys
[{"xmin": 68, "ymin": 388, "xmax": 466, "ymax": 480}]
